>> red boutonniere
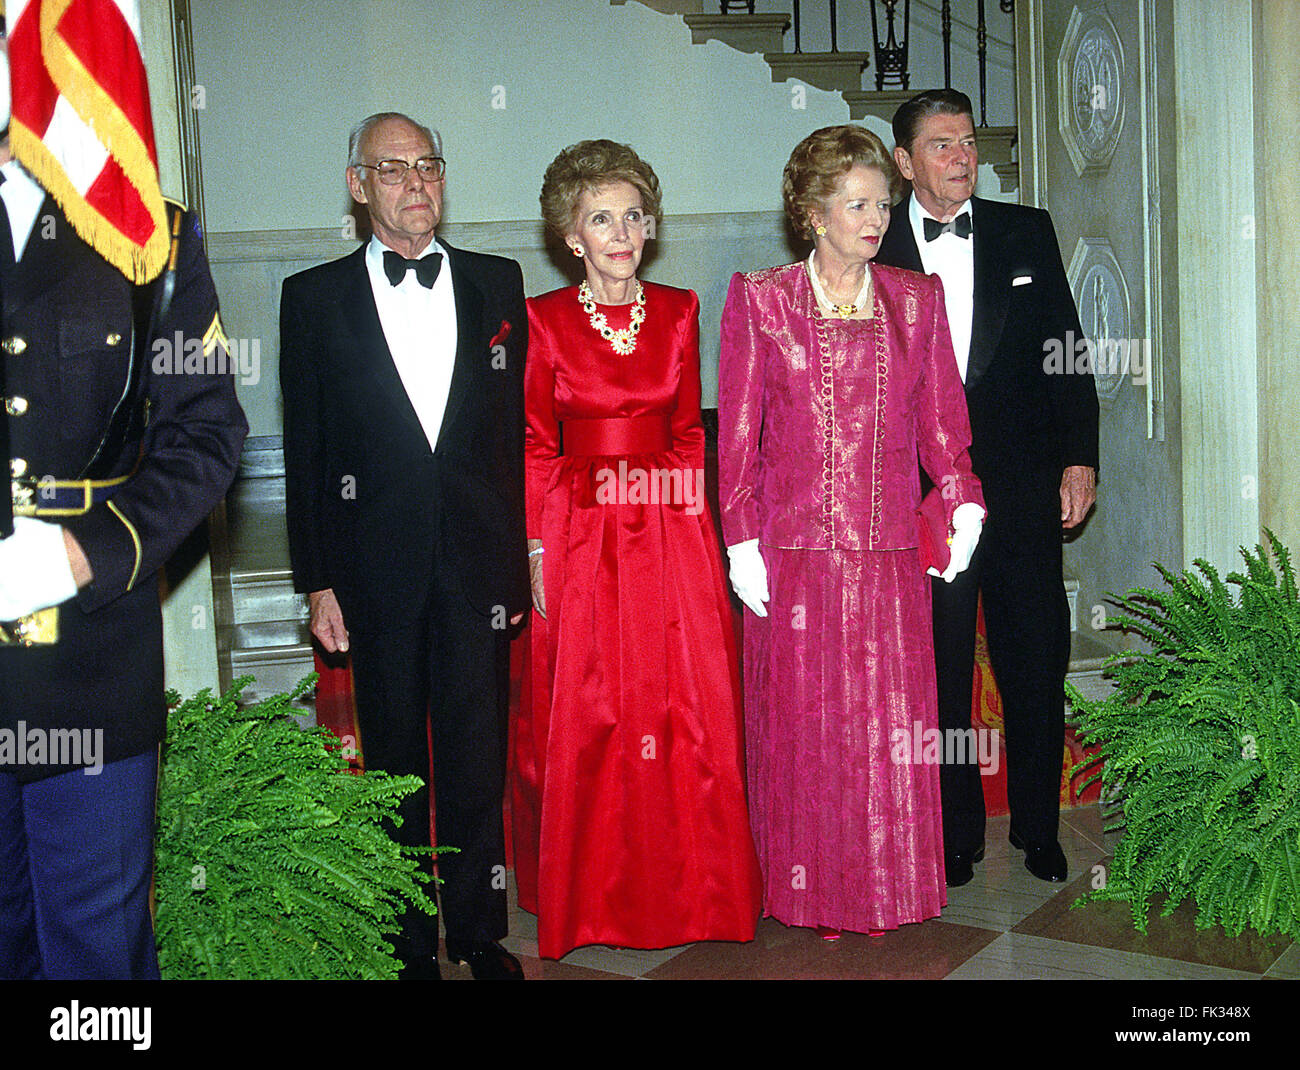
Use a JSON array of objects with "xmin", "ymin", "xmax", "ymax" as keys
[{"xmin": 489, "ymin": 320, "xmax": 511, "ymax": 349}]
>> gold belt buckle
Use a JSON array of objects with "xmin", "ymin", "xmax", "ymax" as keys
[{"xmin": 0, "ymin": 607, "xmax": 60, "ymax": 646}]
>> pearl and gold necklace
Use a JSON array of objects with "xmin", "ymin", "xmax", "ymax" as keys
[
  {"xmin": 579, "ymin": 280, "xmax": 646, "ymax": 354},
  {"xmin": 806, "ymin": 251, "xmax": 872, "ymax": 319}
]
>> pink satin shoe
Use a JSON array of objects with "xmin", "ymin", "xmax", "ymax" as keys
[{"xmin": 815, "ymin": 926, "xmax": 841, "ymax": 941}]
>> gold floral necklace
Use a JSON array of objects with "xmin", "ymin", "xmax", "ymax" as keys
[
  {"xmin": 806, "ymin": 251, "xmax": 872, "ymax": 319},
  {"xmin": 578, "ymin": 280, "xmax": 646, "ymax": 354}
]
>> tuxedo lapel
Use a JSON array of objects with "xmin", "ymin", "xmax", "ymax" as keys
[
  {"xmin": 339, "ymin": 244, "xmax": 390, "ymax": 368},
  {"xmin": 882, "ymin": 196, "xmax": 1002, "ymax": 390},
  {"xmin": 339, "ymin": 244, "xmax": 431, "ymax": 449},
  {"xmin": 966, "ymin": 197, "xmax": 1011, "ymax": 391},
  {"xmin": 435, "ymin": 240, "xmax": 483, "ymax": 454},
  {"xmin": 879, "ymin": 203, "xmax": 925, "ymax": 274}
]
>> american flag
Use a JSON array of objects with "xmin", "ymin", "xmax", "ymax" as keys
[{"xmin": 7, "ymin": 0, "xmax": 168, "ymax": 283}]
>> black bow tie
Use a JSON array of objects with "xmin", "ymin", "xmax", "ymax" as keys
[
  {"xmin": 923, "ymin": 211, "xmax": 972, "ymax": 242},
  {"xmin": 383, "ymin": 249, "xmax": 443, "ymax": 287}
]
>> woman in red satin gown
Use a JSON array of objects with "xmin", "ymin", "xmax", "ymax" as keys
[{"xmin": 512, "ymin": 140, "xmax": 761, "ymax": 959}]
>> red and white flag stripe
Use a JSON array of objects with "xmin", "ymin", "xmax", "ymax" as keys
[{"xmin": 7, "ymin": 0, "xmax": 168, "ymax": 283}]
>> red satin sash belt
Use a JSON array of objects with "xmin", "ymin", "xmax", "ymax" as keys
[{"xmin": 560, "ymin": 412, "xmax": 672, "ymax": 456}]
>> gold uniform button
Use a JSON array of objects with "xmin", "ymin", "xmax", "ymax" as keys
[
  {"xmin": 5, "ymin": 397, "xmax": 28, "ymax": 416},
  {"xmin": 10, "ymin": 458, "xmax": 28, "ymax": 477},
  {"xmin": 2, "ymin": 337, "xmax": 27, "ymax": 355},
  {"xmin": 106, "ymin": 332, "xmax": 122, "ymax": 346}
]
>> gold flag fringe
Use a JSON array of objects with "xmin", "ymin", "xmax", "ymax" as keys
[{"xmin": 9, "ymin": 0, "xmax": 171, "ymax": 283}]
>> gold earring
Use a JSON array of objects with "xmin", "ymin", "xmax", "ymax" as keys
[
  {"xmin": 572, "ymin": 244, "xmax": 585, "ymax": 257},
  {"xmin": 814, "ymin": 224, "xmax": 827, "ymax": 237}
]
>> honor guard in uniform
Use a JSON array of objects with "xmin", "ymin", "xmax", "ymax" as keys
[{"xmin": 0, "ymin": 114, "xmax": 248, "ymax": 974}]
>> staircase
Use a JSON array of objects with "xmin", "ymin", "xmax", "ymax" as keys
[
  {"xmin": 210, "ymin": 436, "xmax": 316, "ymax": 724},
  {"xmin": 612, "ymin": 0, "xmax": 1018, "ymax": 191}
]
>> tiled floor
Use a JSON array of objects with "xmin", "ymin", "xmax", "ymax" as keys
[{"xmin": 440, "ymin": 805, "xmax": 1297, "ymax": 981}]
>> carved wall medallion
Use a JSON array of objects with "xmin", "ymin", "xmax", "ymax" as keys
[
  {"xmin": 1057, "ymin": 7, "xmax": 1125, "ymax": 177},
  {"xmin": 1066, "ymin": 237, "xmax": 1136, "ymax": 406}
]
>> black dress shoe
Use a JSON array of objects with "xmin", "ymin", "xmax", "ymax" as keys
[
  {"xmin": 1009, "ymin": 832, "xmax": 1067, "ymax": 882},
  {"xmin": 444, "ymin": 939, "xmax": 524, "ymax": 980},
  {"xmin": 944, "ymin": 845, "xmax": 985, "ymax": 888},
  {"xmin": 397, "ymin": 955, "xmax": 441, "ymax": 980}
]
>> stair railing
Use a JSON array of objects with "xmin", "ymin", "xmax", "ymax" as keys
[{"xmin": 714, "ymin": 1, "xmax": 1013, "ymax": 126}]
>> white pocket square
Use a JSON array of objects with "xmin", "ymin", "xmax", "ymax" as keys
[{"xmin": 1012, "ymin": 275, "xmax": 1034, "ymax": 287}]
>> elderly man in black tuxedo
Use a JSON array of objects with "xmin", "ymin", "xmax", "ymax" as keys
[
  {"xmin": 876, "ymin": 90, "xmax": 1099, "ymax": 888},
  {"xmin": 280, "ymin": 112, "xmax": 529, "ymax": 979}
]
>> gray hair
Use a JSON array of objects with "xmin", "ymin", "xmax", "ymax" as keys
[{"xmin": 347, "ymin": 112, "xmax": 443, "ymax": 168}]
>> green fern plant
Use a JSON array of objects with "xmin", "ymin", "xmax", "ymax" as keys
[
  {"xmin": 154, "ymin": 675, "xmax": 439, "ymax": 979},
  {"xmin": 1068, "ymin": 531, "xmax": 1300, "ymax": 939}
]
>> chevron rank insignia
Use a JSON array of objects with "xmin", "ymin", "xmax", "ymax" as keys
[{"xmin": 202, "ymin": 313, "xmax": 230, "ymax": 358}]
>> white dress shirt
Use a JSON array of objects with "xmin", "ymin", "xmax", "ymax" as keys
[
  {"xmin": 364, "ymin": 234, "xmax": 457, "ymax": 452},
  {"xmin": 908, "ymin": 194, "xmax": 974, "ymax": 383},
  {"xmin": 0, "ymin": 161, "xmax": 48, "ymax": 261}
]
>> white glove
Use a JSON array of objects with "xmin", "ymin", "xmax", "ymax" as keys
[
  {"xmin": 0, "ymin": 517, "xmax": 79, "ymax": 620},
  {"xmin": 928, "ymin": 502, "xmax": 985, "ymax": 583},
  {"xmin": 726, "ymin": 538, "xmax": 769, "ymax": 618}
]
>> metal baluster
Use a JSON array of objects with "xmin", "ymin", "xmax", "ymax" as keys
[
  {"xmin": 942, "ymin": 1, "xmax": 952, "ymax": 88},
  {"xmin": 871, "ymin": 0, "xmax": 882, "ymax": 84},
  {"xmin": 977, "ymin": 0, "xmax": 988, "ymax": 126},
  {"xmin": 830, "ymin": 0, "xmax": 838, "ymax": 53},
  {"xmin": 871, "ymin": 0, "xmax": 912, "ymax": 91},
  {"xmin": 903, "ymin": 0, "xmax": 911, "ymax": 89},
  {"xmin": 792, "ymin": 0, "xmax": 801, "ymax": 53}
]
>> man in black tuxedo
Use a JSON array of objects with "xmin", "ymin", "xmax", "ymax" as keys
[
  {"xmin": 280, "ymin": 112, "xmax": 529, "ymax": 979},
  {"xmin": 876, "ymin": 90, "xmax": 1099, "ymax": 887}
]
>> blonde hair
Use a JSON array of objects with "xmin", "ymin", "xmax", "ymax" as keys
[{"xmin": 782, "ymin": 125, "xmax": 900, "ymax": 238}]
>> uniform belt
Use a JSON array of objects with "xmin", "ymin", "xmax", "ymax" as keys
[
  {"xmin": 0, "ymin": 607, "xmax": 59, "ymax": 646},
  {"xmin": 560, "ymin": 412, "xmax": 672, "ymax": 456},
  {"xmin": 10, "ymin": 475, "xmax": 128, "ymax": 517}
]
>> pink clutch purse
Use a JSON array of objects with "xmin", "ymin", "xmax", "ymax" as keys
[{"xmin": 916, "ymin": 488, "xmax": 951, "ymax": 574}]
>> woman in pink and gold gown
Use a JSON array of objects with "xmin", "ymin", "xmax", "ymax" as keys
[
  {"xmin": 719, "ymin": 125, "xmax": 985, "ymax": 936},
  {"xmin": 512, "ymin": 140, "xmax": 761, "ymax": 959}
]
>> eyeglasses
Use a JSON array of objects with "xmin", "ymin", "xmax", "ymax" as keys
[{"xmin": 355, "ymin": 156, "xmax": 446, "ymax": 185}]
